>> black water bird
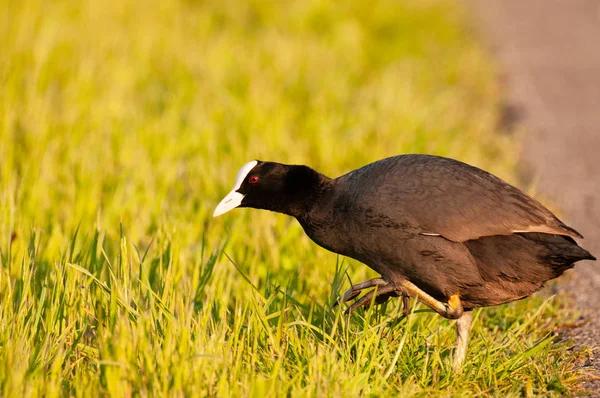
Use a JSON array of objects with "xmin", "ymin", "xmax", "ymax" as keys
[{"xmin": 213, "ymin": 155, "xmax": 596, "ymax": 369}]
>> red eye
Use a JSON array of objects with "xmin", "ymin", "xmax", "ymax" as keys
[{"xmin": 249, "ymin": 175, "xmax": 259, "ymax": 184}]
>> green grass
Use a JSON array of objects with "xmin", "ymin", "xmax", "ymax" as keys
[{"xmin": 0, "ymin": 0, "xmax": 585, "ymax": 396}]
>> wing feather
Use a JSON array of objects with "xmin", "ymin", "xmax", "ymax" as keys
[{"xmin": 340, "ymin": 155, "xmax": 582, "ymax": 242}]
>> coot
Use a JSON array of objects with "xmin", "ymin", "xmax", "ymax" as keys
[{"xmin": 213, "ymin": 155, "xmax": 595, "ymax": 369}]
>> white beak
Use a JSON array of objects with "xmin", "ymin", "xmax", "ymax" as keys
[
  {"xmin": 213, "ymin": 160, "xmax": 258, "ymax": 217},
  {"xmin": 213, "ymin": 190, "xmax": 245, "ymax": 217}
]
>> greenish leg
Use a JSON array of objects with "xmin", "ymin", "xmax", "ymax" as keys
[
  {"xmin": 395, "ymin": 279, "xmax": 471, "ymax": 370},
  {"xmin": 397, "ymin": 279, "xmax": 464, "ymax": 319},
  {"xmin": 454, "ymin": 310, "xmax": 473, "ymax": 371}
]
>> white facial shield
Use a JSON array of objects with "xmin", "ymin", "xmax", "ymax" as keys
[{"xmin": 213, "ymin": 160, "xmax": 258, "ymax": 217}]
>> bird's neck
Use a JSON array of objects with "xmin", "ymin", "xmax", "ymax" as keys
[{"xmin": 274, "ymin": 166, "xmax": 333, "ymax": 218}]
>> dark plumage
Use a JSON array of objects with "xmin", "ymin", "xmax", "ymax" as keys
[{"xmin": 213, "ymin": 154, "xmax": 595, "ymax": 369}]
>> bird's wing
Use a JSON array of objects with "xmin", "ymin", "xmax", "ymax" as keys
[{"xmin": 346, "ymin": 155, "xmax": 582, "ymax": 243}]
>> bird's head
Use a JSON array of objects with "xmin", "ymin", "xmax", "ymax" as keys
[{"xmin": 213, "ymin": 160, "xmax": 328, "ymax": 218}]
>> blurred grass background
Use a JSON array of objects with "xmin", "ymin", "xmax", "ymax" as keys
[{"xmin": 0, "ymin": 0, "xmax": 582, "ymax": 396}]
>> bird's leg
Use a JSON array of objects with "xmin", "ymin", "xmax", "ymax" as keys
[
  {"xmin": 402, "ymin": 295, "xmax": 411, "ymax": 316},
  {"xmin": 397, "ymin": 279, "xmax": 464, "ymax": 319},
  {"xmin": 345, "ymin": 284, "xmax": 398, "ymax": 314},
  {"xmin": 339, "ymin": 278, "xmax": 387, "ymax": 304},
  {"xmin": 396, "ymin": 280, "xmax": 471, "ymax": 368},
  {"xmin": 453, "ymin": 310, "xmax": 473, "ymax": 371}
]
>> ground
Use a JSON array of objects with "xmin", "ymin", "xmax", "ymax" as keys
[{"xmin": 470, "ymin": 0, "xmax": 600, "ymax": 393}]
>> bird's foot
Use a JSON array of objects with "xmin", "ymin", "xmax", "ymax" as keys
[
  {"xmin": 344, "ymin": 284, "xmax": 400, "ymax": 314},
  {"xmin": 336, "ymin": 278, "xmax": 411, "ymax": 315},
  {"xmin": 339, "ymin": 278, "xmax": 387, "ymax": 304}
]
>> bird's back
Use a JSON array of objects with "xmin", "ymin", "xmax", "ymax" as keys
[{"xmin": 335, "ymin": 155, "xmax": 580, "ymax": 242}]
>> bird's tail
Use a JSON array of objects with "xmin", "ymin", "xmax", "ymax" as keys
[{"xmin": 522, "ymin": 233, "xmax": 596, "ymax": 275}]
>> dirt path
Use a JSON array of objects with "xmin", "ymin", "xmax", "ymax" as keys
[{"xmin": 469, "ymin": 0, "xmax": 600, "ymax": 394}]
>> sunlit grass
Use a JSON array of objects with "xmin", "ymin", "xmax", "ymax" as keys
[{"xmin": 0, "ymin": 0, "xmax": 584, "ymax": 396}]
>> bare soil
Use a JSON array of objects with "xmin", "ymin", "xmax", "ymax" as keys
[{"xmin": 469, "ymin": 1, "xmax": 600, "ymax": 394}]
